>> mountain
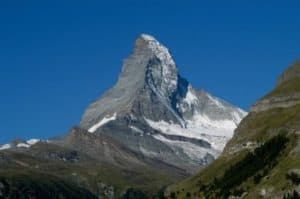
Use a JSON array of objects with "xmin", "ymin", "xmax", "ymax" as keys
[
  {"xmin": 167, "ymin": 61, "xmax": 300, "ymax": 199},
  {"xmin": 79, "ymin": 34, "xmax": 246, "ymax": 171},
  {"xmin": 0, "ymin": 34, "xmax": 246, "ymax": 198}
]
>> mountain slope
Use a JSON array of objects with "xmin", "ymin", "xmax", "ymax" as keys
[
  {"xmin": 0, "ymin": 170, "xmax": 97, "ymax": 199},
  {"xmin": 167, "ymin": 61, "xmax": 300, "ymax": 199},
  {"xmin": 0, "ymin": 133, "xmax": 186, "ymax": 198},
  {"xmin": 0, "ymin": 34, "xmax": 246, "ymax": 198}
]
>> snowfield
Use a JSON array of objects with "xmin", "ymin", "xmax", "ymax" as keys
[{"xmin": 145, "ymin": 108, "xmax": 245, "ymax": 158}]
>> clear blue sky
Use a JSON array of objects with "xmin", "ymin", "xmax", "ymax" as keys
[{"xmin": 0, "ymin": 0, "xmax": 300, "ymax": 143}]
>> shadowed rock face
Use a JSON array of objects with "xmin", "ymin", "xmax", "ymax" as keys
[{"xmin": 78, "ymin": 34, "xmax": 247, "ymax": 172}]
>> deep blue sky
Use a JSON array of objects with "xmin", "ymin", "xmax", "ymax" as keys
[{"xmin": 0, "ymin": 0, "xmax": 300, "ymax": 143}]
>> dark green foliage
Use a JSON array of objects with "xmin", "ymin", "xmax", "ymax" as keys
[
  {"xmin": 170, "ymin": 192, "xmax": 176, "ymax": 199},
  {"xmin": 0, "ymin": 175, "xmax": 96, "ymax": 199},
  {"xmin": 200, "ymin": 134, "xmax": 289, "ymax": 198},
  {"xmin": 283, "ymin": 191, "xmax": 300, "ymax": 199},
  {"xmin": 253, "ymin": 173, "xmax": 263, "ymax": 184},
  {"xmin": 185, "ymin": 192, "xmax": 191, "ymax": 198},
  {"xmin": 286, "ymin": 172, "xmax": 300, "ymax": 185},
  {"xmin": 253, "ymin": 168, "xmax": 269, "ymax": 184},
  {"xmin": 152, "ymin": 186, "xmax": 166, "ymax": 199},
  {"xmin": 231, "ymin": 187, "xmax": 246, "ymax": 196},
  {"xmin": 0, "ymin": 179, "xmax": 9, "ymax": 198},
  {"xmin": 122, "ymin": 188, "xmax": 148, "ymax": 199}
]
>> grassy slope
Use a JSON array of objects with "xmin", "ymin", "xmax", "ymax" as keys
[
  {"xmin": 0, "ymin": 169, "xmax": 97, "ymax": 199},
  {"xmin": 167, "ymin": 133, "xmax": 299, "ymax": 199},
  {"xmin": 0, "ymin": 148, "xmax": 183, "ymax": 198},
  {"xmin": 166, "ymin": 79, "xmax": 300, "ymax": 199},
  {"xmin": 264, "ymin": 77, "xmax": 300, "ymax": 99}
]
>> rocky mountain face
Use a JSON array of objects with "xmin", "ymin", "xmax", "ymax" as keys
[
  {"xmin": 79, "ymin": 34, "xmax": 246, "ymax": 172},
  {"xmin": 0, "ymin": 34, "xmax": 247, "ymax": 198},
  {"xmin": 168, "ymin": 61, "xmax": 300, "ymax": 199}
]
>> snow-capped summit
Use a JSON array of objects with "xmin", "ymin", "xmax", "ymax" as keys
[
  {"xmin": 79, "ymin": 34, "xmax": 247, "ymax": 172},
  {"xmin": 140, "ymin": 33, "xmax": 156, "ymax": 41},
  {"xmin": 80, "ymin": 34, "xmax": 181, "ymax": 129},
  {"xmin": 137, "ymin": 33, "xmax": 176, "ymax": 68}
]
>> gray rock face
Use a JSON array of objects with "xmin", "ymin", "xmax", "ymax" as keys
[
  {"xmin": 63, "ymin": 127, "xmax": 146, "ymax": 168},
  {"xmin": 79, "ymin": 34, "xmax": 247, "ymax": 172},
  {"xmin": 80, "ymin": 34, "xmax": 184, "ymax": 129}
]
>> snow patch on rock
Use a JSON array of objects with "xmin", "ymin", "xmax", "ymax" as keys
[
  {"xmin": 17, "ymin": 139, "xmax": 41, "ymax": 148},
  {"xmin": 153, "ymin": 134, "xmax": 218, "ymax": 161},
  {"xmin": 17, "ymin": 143, "xmax": 30, "ymax": 148},
  {"xmin": 129, "ymin": 126, "xmax": 144, "ymax": 135},
  {"xmin": 27, "ymin": 139, "xmax": 41, "ymax": 145},
  {"xmin": 0, "ymin": 139, "xmax": 41, "ymax": 150},
  {"xmin": 185, "ymin": 86, "xmax": 198, "ymax": 106},
  {"xmin": 145, "ymin": 112, "xmax": 241, "ymax": 154},
  {"xmin": 139, "ymin": 145, "xmax": 158, "ymax": 157},
  {"xmin": 89, "ymin": 113, "xmax": 117, "ymax": 133},
  {"xmin": 207, "ymin": 93, "xmax": 226, "ymax": 110},
  {"xmin": 0, "ymin": 144, "xmax": 11, "ymax": 151}
]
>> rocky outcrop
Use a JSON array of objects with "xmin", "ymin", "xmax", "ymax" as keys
[
  {"xmin": 251, "ymin": 61, "xmax": 300, "ymax": 112},
  {"xmin": 96, "ymin": 182, "xmax": 115, "ymax": 199},
  {"xmin": 251, "ymin": 92, "xmax": 300, "ymax": 112}
]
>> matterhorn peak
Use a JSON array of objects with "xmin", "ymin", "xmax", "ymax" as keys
[
  {"xmin": 132, "ymin": 34, "xmax": 179, "ymax": 97},
  {"xmin": 137, "ymin": 33, "xmax": 166, "ymax": 48},
  {"xmin": 140, "ymin": 33, "xmax": 157, "ymax": 41},
  {"xmin": 135, "ymin": 33, "xmax": 161, "ymax": 47},
  {"xmin": 79, "ymin": 34, "xmax": 246, "ymax": 171},
  {"xmin": 80, "ymin": 34, "xmax": 179, "ymax": 130},
  {"xmin": 134, "ymin": 33, "xmax": 176, "ymax": 66}
]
